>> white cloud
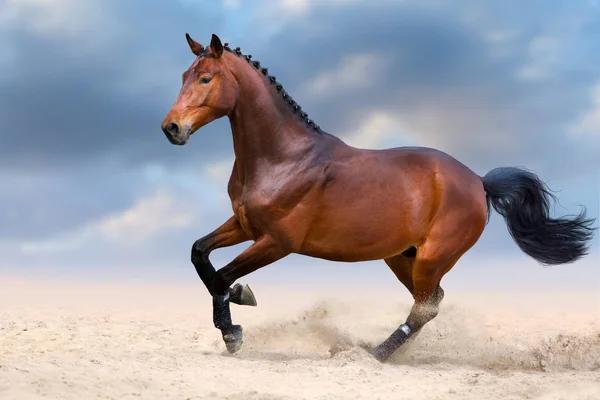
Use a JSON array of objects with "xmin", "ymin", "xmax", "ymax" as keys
[
  {"xmin": 482, "ymin": 29, "xmax": 521, "ymax": 60},
  {"xmin": 19, "ymin": 232, "xmax": 89, "ymax": 254},
  {"xmin": 372, "ymin": 93, "xmax": 523, "ymax": 161},
  {"xmin": 515, "ymin": 6, "xmax": 594, "ymax": 82},
  {"xmin": 483, "ymin": 29, "xmax": 519, "ymax": 44},
  {"xmin": 569, "ymin": 83, "xmax": 600, "ymax": 146},
  {"xmin": 340, "ymin": 112, "xmax": 414, "ymax": 149},
  {"xmin": 304, "ymin": 53, "xmax": 390, "ymax": 98},
  {"xmin": 516, "ymin": 35, "xmax": 562, "ymax": 80},
  {"xmin": 277, "ymin": 0, "xmax": 363, "ymax": 13},
  {"xmin": 222, "ymin": 0, "xmax": 241, "ymax": 9},
  {"xmin": 19, "ymin": 188, "xmax": 198, "ymax": 254},
  {"xmin": 204, "ymin": 157, "xmax": 235, "ymax": 185},
  {"xmin": 97, "ymin": 188, "xmax": 195, "ymax": 244},
  {"xmin": 279, "ymin": 0, "xmax": 310, "ymax": 13},
  {"xmin": 0, "ymin": 0, "xmax": 118, "ymax": 81},
  {"xmin": 254, "ymin": 0, "xmax": 367, "ymax": 40},
  {"xmin": 0, "ymin": 0, "xmax": 109, "ymax": 39}
]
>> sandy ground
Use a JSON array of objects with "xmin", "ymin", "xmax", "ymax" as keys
[{"xmin": 0, "ymin": 278, "xmax": 599, "ymax": 400}]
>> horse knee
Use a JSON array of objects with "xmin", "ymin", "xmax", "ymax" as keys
[{"xmin": 191, "ymin": 239, "xmax": 208, "ymax": 264}]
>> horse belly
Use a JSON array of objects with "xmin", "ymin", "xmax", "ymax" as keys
[{"xmin": 299, "ymin": 198, "xmax": 424, "ymax": 262}]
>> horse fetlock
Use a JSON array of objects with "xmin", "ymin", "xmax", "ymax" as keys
[{"xmin": 407, "ymin": 303, "xmax": 440, "ymax": 329}]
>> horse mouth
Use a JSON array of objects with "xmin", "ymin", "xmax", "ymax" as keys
[{"xmin": 166, "ymin": 132, "xmax": 190, "ymax": 146}]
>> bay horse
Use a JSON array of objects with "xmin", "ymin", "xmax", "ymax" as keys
[{"xmin": 161, "ymin": 33, "xmax": 596, "ymax": 362}]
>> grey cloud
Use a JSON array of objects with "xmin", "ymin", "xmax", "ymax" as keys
[
  {"xmin": 0, "ymin": 166, "xmax": 149, "ymax": 240},
  {"xmin": 0, "ymin": 0, "xmax": 597, "ymax": 272},
  {"xmin": 0, "ymin": 1, "xmax": 234, "ymax": 172},
  {"xmin": 3, "ymin": 0, "xmax": 596, "ymax": 173},
  {"xmin": 0, "ymin": 0, "xmax": 238, "ymax": 244},
  {"xmin": 253, "ymin": 1, "xmax": 600, "ymax": 176}
]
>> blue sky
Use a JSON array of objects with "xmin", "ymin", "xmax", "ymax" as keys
[{"xmin": 0, "ymin": 0, "xmax": 598, "ymax": 293}]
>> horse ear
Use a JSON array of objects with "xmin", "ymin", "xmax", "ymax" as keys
[
  {"xmin": 186, "ymin": 33, "xmax": 203, "ymax": 56},
  {"xmin": 210, "ymin": 34, "xmax": 224, "ymax": 59}
]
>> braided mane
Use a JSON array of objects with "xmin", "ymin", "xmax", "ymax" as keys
[{"xmin": 217, "ymin": 43, "xmax": 322, "ymax": 133}]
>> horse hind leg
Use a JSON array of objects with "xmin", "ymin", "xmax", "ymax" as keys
[
  {"xmin": 384, "ymin": 253, "xmax": 416, "ymax": 294},
  {"xmin": 371, "ymin": 226, "xmax": 479, "ymax": 362},
  {"xmin": 370, "ymin": 183, "xmax": 487, "ymax": 362},
  {"xmin": 380, "ymin": 252, "xmax": 443, "ymax": 344}
]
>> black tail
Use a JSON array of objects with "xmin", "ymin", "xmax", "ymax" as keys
[{"xmin": 482, "ymin": 167, "xmax": 596, "ymax": 265}]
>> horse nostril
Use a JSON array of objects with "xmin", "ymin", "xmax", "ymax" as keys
[{"xmin": 164, "ymin": 122, "xmax": 180, "ymax": 136}]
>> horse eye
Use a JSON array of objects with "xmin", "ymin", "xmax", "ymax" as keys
[{"xmin": 199, "ymin": 76, "xmax": 212, "ymax": 84}]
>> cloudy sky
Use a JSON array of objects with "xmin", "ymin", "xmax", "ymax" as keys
[{"xmin": 0, "ymin": 0, "xmax": 598, "ymax": 293}]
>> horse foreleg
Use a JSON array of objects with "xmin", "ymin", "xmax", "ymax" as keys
[
  {"xmin": 191, "ymin": 216, "xmax": 256, "ymax": 306},
  {"xmin": 211, "ymin": 234, "xmax": 289, "ymax": 353}
]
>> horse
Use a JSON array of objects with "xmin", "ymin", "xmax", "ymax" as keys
[{"xmin": 160, "ymin": 33, "xmax": 596, "ymax": 362}]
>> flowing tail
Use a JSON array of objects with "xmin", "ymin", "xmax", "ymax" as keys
[{"xmin": 481, "ymin": 167, "xmax": 596, "ymax": 265}]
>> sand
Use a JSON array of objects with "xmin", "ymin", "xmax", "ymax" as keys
[{"xmin": 0, "ymin": 278, "xmax": 599, "ymax": 400}]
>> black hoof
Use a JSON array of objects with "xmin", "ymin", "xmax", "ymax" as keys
[
  {"xmin": 369, "ymin": 345, "xmax": 390, "ymax": 363},
  {"xmin": 229, "ymin": 283, "xmax": 257, "ymax": 307},
  {"xmin": 222, "ymin": 324, "xmax": 243, "ymax": 353}
]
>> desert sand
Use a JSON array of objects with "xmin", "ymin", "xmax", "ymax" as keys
[{"xmin": 0, "ymin": 278, "xmax": 599, "ymax": 400}]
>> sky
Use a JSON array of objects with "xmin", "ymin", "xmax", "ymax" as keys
[{"xmin": 0, "ymin": 0, "xmax": 598, "ymax": 294}]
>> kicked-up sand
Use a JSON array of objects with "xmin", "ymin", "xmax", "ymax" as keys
[{"xmin": 0, "ymin": 278, "xmax": 599, "ymax": 400}]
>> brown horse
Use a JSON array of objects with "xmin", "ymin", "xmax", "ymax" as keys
[{"xmin": 161, "ymin": 33, "xmax": 596, "ymax": 362}]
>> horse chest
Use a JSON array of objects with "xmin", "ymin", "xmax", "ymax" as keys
[
  {"xmin": 231, "ymin": 187, "xmax": 276, "ymax": 239},
  {"xmin": 230, "ymin": 168, "xmax": 317, "ymax": 240},
  {"xmin": 233, "ymin": 189, "xmax": 291, "ymax": 240}
]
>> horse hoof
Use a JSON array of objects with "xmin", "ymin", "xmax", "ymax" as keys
[
  {"xmin": 230, "ymin": 283, "xmax": 257, "ymax": 307},
  {"xmin": 369, "ymin": 345, "xmax": 389, "ymax": 363},
  {"xmin": 222, "ymin": 325, "xmax": 243, "ymax": 353}
]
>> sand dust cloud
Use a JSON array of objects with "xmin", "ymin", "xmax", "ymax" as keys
[{"xmin": 0, "ymin": 279, "xmax": 598, "ymax": 399}]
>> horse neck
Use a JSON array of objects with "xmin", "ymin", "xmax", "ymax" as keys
[{"xmin": 227, "ymin": 62, "xmax": 319, "ymax": 183}]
